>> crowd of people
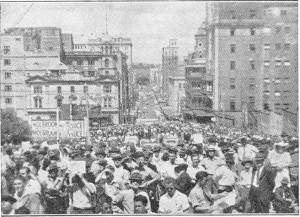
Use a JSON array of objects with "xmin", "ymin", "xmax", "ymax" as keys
[{"xmin": 1, "ymin": 121, "xmax": 299, "ymax": 214}]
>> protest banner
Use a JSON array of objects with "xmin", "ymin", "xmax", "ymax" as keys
[
  {"xmin": 31, "ymin": 120, "xmax": 85, "ymax": 141},
  {"xmin": 69, "ymin": 160, "xmax": 86, "ymax": 175}
]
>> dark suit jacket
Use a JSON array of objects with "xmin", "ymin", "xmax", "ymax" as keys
[
  {"xmin": 175, "ymin": 171, "xmax": 194, "ymax": 195},
  {"xmin": 250, "ymin": 165, "xmax": 276, "ymax": 205}
]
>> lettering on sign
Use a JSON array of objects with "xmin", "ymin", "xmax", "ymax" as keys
[{"xmin": 31, "ymin": 120, "xmax": 85, "ymax": 140}]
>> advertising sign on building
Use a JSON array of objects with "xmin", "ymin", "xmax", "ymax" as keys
[{"xmin": 31, "ymin": 120, "xmax": 85, "ymax": 140}]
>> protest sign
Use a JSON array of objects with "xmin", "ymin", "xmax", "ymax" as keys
[{"xmin": 69, "ymin": 160, "xmax": 86, "ymax": 175}]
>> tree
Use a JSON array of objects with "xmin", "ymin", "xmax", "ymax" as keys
[{"xmin": 1, "ymin": 108, "xmax": 32, "ymax": 145}]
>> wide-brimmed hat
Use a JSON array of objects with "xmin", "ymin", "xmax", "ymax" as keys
[
  {"xmin": 241, "ymin": 158, "xmax": 254, "ymax": 166},
  {"xmin": 129, "ymin": 171, "xmax": 143, "ymax": 182},
  {"xmin": 2, "ymin": 195, "xmax": 17, "ymax": 204},
  {"xmin": 207, "ymin": 145, "xmax": 216, "ymax": 151},
  {"xmin": 275, "ymin": 141, "xmax": 288, "ymax": 148},
  {"xmin": 281, "ymin": 177, "xmax": 289, "ymax": 184},
  {"xmin": 255, "ymin": 153, "xmax": 265, "ymax": 162},
  {"xmin": 112, "ymin": 154, "xmax": 122, "ymax": 161}
]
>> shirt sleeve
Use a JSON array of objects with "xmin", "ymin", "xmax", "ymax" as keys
[
  {"xmin": 181, "ymin": 194, "xmax": 190, "ymax": 211},
  {"xmin": 158, "ymin": 197, "xmax": 166, "ymax": 213},
  {"xmin": 188, "ymin": 190, "xmax": 201, "ymax": 208}
]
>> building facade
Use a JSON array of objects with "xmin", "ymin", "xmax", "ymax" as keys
[
  {"xmin": 1, "ymin": 32, "xmax": 65, "ymax": 120},
  {"xmin": 161, "ymin": 39, "xmax": 179, "ymax": 95},
  {"xmin": 168, "ymin": 65, "xmax": 186, "ymax": 114},
  {"xmin": 184, "ymin": 25, "xmax": 214, "ymax": 123},
  {"xmin": 73, "ymin": 34, "xmax": 133, "ymax": 66},
  {"xmin": 1, "ymin": 28, "xmax": 130, "ymax": 125},
  {"xmin": 207, "ymin": 2, "xmax": 298, "ymax": 127}
]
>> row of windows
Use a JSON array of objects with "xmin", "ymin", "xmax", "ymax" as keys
[
  {"xmin": 229, "ymin": 59, "xmax": 291, "ymax": 70},
  {"xmin": 230, "ymin": 28, "xmax": 256, "ymax": 36},
  {"xmin": 228, "ymin": 9, "xmax": 289, "ymax": 20},
  {"xmin": 229, "ymin": 43, "xmax": 291, "ymax": 54},
  {"xmin": 33, "ymin": 85, "xmax": 113, "ymax": 94},
  {"xmin": 229, "ymin": 96, "xmax": 255, "ymax": 111},
  {"xmin": 229, "ymin": 78, "xmax": 256, "ymax": 89},
  {"xmin": 264, "ymin": 103, "xmax": 290, "ymax": 111},
  {"xmin": 72, "ymin": 58, "xmax": 111, "ymax": 67}
]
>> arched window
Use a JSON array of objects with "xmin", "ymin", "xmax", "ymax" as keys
[{"xmin": 104, "ymin": 59, "xmax": 109, "ymax": 67}]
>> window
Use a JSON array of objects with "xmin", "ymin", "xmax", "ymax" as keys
[
  {"xmin": 250, "ymin": 28, "xmax": 255, "ymax": 36},
  {"xmin": 275, "ymin": 26, "xmax": 281, "ymax": 33},
  {"xmin": 249, "ymin": 78, "xmax": 256, "ymax": 89},
  {"xmin": 264, "ymin": 78, "xmax": 271, "ymax": 83},
  {"xmin": 88, "ymin": 71, "xmax": 95, "ymax": 77},
  {"xmin": 5, "ymin": 98, "xmax": 12, "ymax": 104},
  {"xmin": 229, "ymin": 10, "xmax": 236, "ymax": 19},
  {"xmin": 34, "ymin": 97, "xmax": 42, "ymax": 108},
  {"xmin": 281, "ymin": 10, "xmax": 287, "ymax": 15},
  {"xmin": 179, "ymin": 83, "xmax": 182, "ymax": 89},
  {"xmin": 250, "ymin": 60, "xmax": 255, "ymax": 70},
  {"xmin": 230, "ymin": 61, "xmax": 236, "ymax": 70},
  {"xmin": 15, "ymin": 38, "xmax": 21, "ymax": 41},
  {"xmin": 104, "ymin": 97, "xmax": 112, "ymax": 108},
  {"xmin": 230, "ymin": 78, "xmax": 235, "ymax": 89},
  {"xmin": 249, "ymin": 44, "xmax": 256, "ymax": 52},
  {"xmin": 230, "ymin": 44, "xmax": 236, "ymax": 53},
  {"xmin": 263, "ymin": 91, "xmax": 270, "ymax": 96},
  {"xmin": 4, "ymin": 59, "xmax": 11, "ymax": 65},
  {"xmin": 274, "ymin": 78, "xmax": 281, "ymax": 84},
  {"xmin": 83, "ymin": 86, "xmax": 88, "ymax": 94},
  {"xmin": 4, "ymin": 85, "xmax": 12, "ymax": 92},
  {"xmin": 264, "ymin": 103, "xmax": 270, "ymax": 110},
  {"xmin": 104, "ymin": 59, "xmax": 109, "ymax": 67},
  {"xmin": 57, "ymin": 98, "xmax": 62, "ymax": 107},
  {"xmin": 70, "ymin": 86, "xmax": 75, "ymax": 93},
  {"xmin": 275, "ymin": 92, "xmax": 281, "ymax": 97},
  {"xmin": 275, "ymin": 59, "xmax": 281, "ymax": 67},
  {"xmin": 4, "ymin": 72, "xmax": 11, "ymax": 79},
  {"xmin": 57, "ymin": 86, "xmax": 62, "ymax": 94},
  {"xmin": 230, "ymin": 29, "xmax": 235, "ymax": 36},
  {"xmin": 3, "ymin": 46, "xmax": 10, "ymax": 55},
  {"xmin": 230, "ymin": 97, "xmax": 236, "ymax": 111},
  {"xmin": 284, "ymin": 60, "xmax": 290, "ymax": 66},
  {"xmin": 88, "ymin": 59, "xmax": 95, "ymax": 65},
  {"xmin": 103, "ymin": 84, "xmax": 112, "ymax": 93},
  {"xmin": 249, "ymin": 96, "xmax": 255, "ymax": 108},
  {"xmin": 264, "ymin": 61, "xmax": 270, "ymax": 67},
  {"xmin": 284, "ymin": 43, "xmax": 290, "ymax": 50},
  {"xmin": 284, "ymin": 26, "xmax": 291, "ymax": 33},
  {"xmin": 34, "ymin": 86, "xmax": 42, "ymax": 94},
  {"xmin": 249, "ymin": 9, "xmax": 256, "ymax": 19},
  {"xmin": 207, "ymin": 82, "xmax": 212, "ymax": 92},
  {"xmin": 105, "ymin": 71, "xmax": 109, "ymax": 75},
  {"xmin": 264, "ymin": 44, "xmax": 271, "ymax": 50},
  {"xmin": 275, "ymin": 43, "xmax": 281, "ymax": 50}
]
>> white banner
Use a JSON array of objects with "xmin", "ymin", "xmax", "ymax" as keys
[{"xmin": 31, "ymin": 120, "xmax": 85, "ymax": 140}]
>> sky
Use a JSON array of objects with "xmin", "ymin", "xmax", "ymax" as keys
[{"xmin": 1, "ymin": 2, "xmax": 206, "ymax": 64}]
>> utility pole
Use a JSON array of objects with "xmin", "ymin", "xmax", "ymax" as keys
[{"xmin": 84, "ymin": 83, "xmax": 91, "ymax": 146}]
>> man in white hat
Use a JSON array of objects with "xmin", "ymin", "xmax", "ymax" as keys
[
  {"xmin": 201, "ymin": 145, "xmax": 223, "ymax": 175},
  {"xmin": 237, "ymin": 137, "xmax": 259, "ymax": 162}
]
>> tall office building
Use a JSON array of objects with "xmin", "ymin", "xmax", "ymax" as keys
[
  {"xmin": 161, "ymin": 39, "xmax": 178, "ymax": 95},
  {"xmin": 207, "ymin": 2, "xmax": 298, "ymax": 127}
]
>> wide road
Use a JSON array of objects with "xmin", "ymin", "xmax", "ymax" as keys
[{"xmin": 136, "ymin": 85, "xmax": 162, "ymax": 121}]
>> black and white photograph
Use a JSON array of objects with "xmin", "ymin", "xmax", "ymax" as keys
[{"xmin": 0, "ymin": 1, "xmax": 298, "ymax": 215}]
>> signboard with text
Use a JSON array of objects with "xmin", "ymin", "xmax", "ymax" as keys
[{"xmin": 31, "ymin": 120, "xmax": 86, "ymax": 140}]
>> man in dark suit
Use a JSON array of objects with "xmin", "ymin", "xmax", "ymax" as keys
[
  {"xmin": 249, "ymin": 153, "xmax": 276, "ymax": 213},
  {"xmin": 174, "ymin": 164, "xmax": 194, "ymax": 195}
]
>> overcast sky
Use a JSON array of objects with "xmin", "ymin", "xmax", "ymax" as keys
[{"xmin": 1, "ymin": 2, "xmax": 206, "ymax": 64}]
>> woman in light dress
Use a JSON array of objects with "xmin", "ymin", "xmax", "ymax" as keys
[{"xmin": 267, "ymin": 141, "xmax": 292, "ymax": 190}]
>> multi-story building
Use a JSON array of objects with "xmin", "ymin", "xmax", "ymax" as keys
[
  {"xmin": 1, "ymin": 28, "xmax": 130, "ymax": 125},
  {"xmin": 168, "ymin": 65, "xmax": 186, "ymax": 114},
  {"xmin": 161, "ymin": 39, "xmax": 178, "ymax": 95},
  {"xmin": 184, "ymin": 25, "xmax": 214, "ymax": 123},
  {"xmin": 1, "ymin": 32, "xmax": 65, "ymax": 119},
  {"xmin": 62, "ymin": 33, "xmax": 74, "ymax": 52},
  {"xmin": 206, "ymin": 2, "xmax": 298, "ymax": 127},
  {"xmin": 73, "ymin": 33, "xmax": 133, "ymax": 66}
]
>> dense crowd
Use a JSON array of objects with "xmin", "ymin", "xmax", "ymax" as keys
[{"xmin": 1, "ymin": 121, "xmax": 299, "ymax": 214}]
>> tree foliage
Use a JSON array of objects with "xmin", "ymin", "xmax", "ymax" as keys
[{"xmin": 1, "ymin": 108, "xmax": 32, "ymax": 145}]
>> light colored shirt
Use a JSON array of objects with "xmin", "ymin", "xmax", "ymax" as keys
[
  {"xmin": 252, "ymin": 167, "xmax": 263, "ymax": 188},
  {"xmin": 112, "ymin": 189, "xmax": 135, "ymax": 214},
  {"xmin": 24, "ymin": 179, "xmax": 41, "ymax": 195},
  {"xmin": 72, "ymin": 183, "xmax": 96, "ymax": 209},
  {"xmin": 188, "ymin": 184, "xmax": 211, "ymax": 209},
  {"xmin": 187, "ymin": 164, "xmax": 205, "ymax": 181},
  {"xmin": 239, "ymin": 168, "xmax": 253, "ymax": 187},
  {"xmin": 158, "ymin": 190, "xmax": 190, "ymax": 214},
  {"xmin": 214, "ymin": 165, "xmax": 237, "ymax": 186},
  {"xmin": 158, "ymin": 161, "xmax": 176, "ymax": 179},
  {"xmin": 113, "ymin": 166, "xmax": 130, "ymax": 183},
  {"xmin": 237, "ymin": 144, "xmax": 259, "ymax": 161},
  {"xmin": 268, "ymin": 150, "xmax": 291, "ymax": 169},
  {"xmin": 201, "ymin": 157, "xmax": 222, "ymax": 174}
]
